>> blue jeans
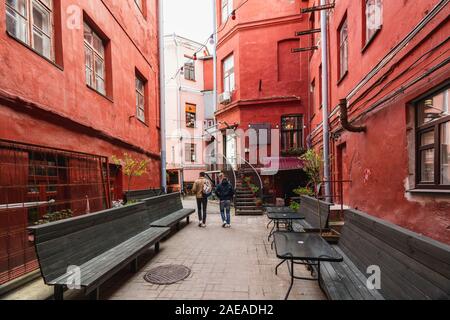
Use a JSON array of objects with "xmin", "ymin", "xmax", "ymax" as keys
[{"xmin": 220, "ymin": 200, "xmax": 231, "ymax": 224}]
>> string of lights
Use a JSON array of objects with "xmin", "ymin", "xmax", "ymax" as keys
[{"xmin": 167, "ymin": 0, "xmax": 251, "ymax": 81}]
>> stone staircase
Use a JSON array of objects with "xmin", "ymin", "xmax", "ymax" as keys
[{"xmin": 234, "ymin": 177, "xmax": 264, "ymax": 216}]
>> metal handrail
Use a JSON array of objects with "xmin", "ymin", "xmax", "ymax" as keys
[
  {"xmin": 239, "ymin": 156, "xmax": 264, "ymax": 200},
  {"xmin": 218, "ymin": 153, "xmax": 237, "ymax": 191}
]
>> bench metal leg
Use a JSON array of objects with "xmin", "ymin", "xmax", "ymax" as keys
[
  {"xmin": 54, "ymin": 285, "xmax": 64, "ymax": 300},
  {"xmin": 88, "ymin": 288, "xmax": 99, "ymax": 300},
  {"xmin": 155, "ymin": 242, "xmax": 160, "ymax": 253},
  {"xmin": 131, "ymin": 258, "xmax": 138, "ymax": 273},
  {"xmin": 187, "ymin": 216, "xmax": 190, "ymax": 224},
  {"xmin": 176, "ymin": 222, "xmax": 180, "ymax": 231}
]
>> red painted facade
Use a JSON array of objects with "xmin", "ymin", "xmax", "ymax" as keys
[
  {"xmin": 0, "ymin": 0, "xmax": 161, "ymax": 190},
  {"xmin": 215, "ymin": 0, "xmax": 449, "ymax": 245},
  {"xmin": 0, "ymin": 0, "xmax": 161, "ymax": 283},
  {"xmin": 305, "ymin": 0, "xmax": 450, "ymax": 244},
  {"xmin": 215, "ymin": 0, "xmax": 310, "ymax": 155}
]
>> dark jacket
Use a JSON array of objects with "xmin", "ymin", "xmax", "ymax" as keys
[{"xmin": 215, "ymin": 180, "xmax": 234, "ymax": 201}]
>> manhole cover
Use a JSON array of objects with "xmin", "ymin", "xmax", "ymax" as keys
[{"xmin": 144, "ymin": 265, "xmax": 191, "ymax": 285}]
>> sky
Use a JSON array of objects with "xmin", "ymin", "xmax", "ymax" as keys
[{"xmin": 164, "ymin": 0, "xmax": 214, "ymax": 45}]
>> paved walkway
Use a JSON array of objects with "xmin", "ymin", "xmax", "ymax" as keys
[{"xmin": 102, "ymin": 198, "xmax": 325, "ymax": 300}]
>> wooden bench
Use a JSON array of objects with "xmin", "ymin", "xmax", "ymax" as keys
[
  {"xmin": 293, "ymin": 195, "xmax": 331, "ymax": 231},
  {"xmin": 143, "ymin": 192, "xmax": 195, "ymax": 229},
  {"xmin": 124, "ymin": 188, "xmax": 165, "ymax": 202},
  {"xmin": 28, "ymin": 202, "xmax": 170, "ymax": 300},
  {"xmin": 319, "ymin": 209, "xmax": 450, "ymax": 300}
]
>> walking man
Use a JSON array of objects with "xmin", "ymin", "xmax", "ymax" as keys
[
  {"xmin": 192, "ymin": 172, "xmax": 212, "ymax": 227},
  {"xmin": 215, "ymin": 177, "xmax": 234, "ymax": 228}
]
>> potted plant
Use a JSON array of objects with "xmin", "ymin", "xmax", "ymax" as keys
[
  {"xmin": 243, "ymin": 176, "xmax": 252, "ymax": 186},
  {"xmin": 289, "ymin": 201, "xmax": 300, "ymax": 212},
  {"xmin": 255, "ymin": 198, "xmax": 263, "ymax": 207}
]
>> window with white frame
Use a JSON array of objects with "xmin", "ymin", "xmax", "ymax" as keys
[
  {"xmin": 221, "ymin": 0, "xmax": 233, "ymax": 24},
  {"xmin": 365, "ymin": 0, "xmax": 382, "ymax": 44},
  {"xmin": 5, "ymin": 0, "xmax": 53, "ymax": 60},
  {"xmin": 136, "ymin": 75, "xmax": 146, "ymax": 123},
  {"xmin": 84, "ymin": 22, "xmax": 106, "ymax": 95},
  {"xmin": 339, "ymin": 17, "xmax": 348, "ymax": 79},
  {"xmin": 223, "ymin": 54, "xmax": 235, "ymax": 93}
]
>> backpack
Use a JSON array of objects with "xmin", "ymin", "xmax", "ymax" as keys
[{"xmin": 202, "ymin": 179, "xmax": 213, "ymax": 197}]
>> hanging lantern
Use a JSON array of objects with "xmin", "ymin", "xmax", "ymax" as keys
[{"xmin": 231, "ymin": 10, "xmax": 236, "ymax": 20}]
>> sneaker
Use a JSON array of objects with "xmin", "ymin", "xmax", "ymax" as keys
[
  {"xmin": 202, "ymin": 223, "xmax": 207, "ymax": 228},
  {"xmin": 226, "ymin": 224, "xmax": 231, "ymax": 228},
  {"xmin": 198, "ymin": 223, "xmax": 202, "ymax": 227},
  {"xmin": 222, "ymin": 222, "xmax": 227, "ymax": 228}
]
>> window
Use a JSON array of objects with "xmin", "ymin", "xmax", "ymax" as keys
[
  {"xmin": 184, "ymin": 57, "xmax": 195, "ymax": 81},
  {"xmin": 416, "ymin": 87, "xmax": 450, "ymax": 188},
  {"xmin": 338, "ymin": 17, "xmax": 348, "ymax": 80},
  {"xmin": 6, "ymin": 0, "xmax": 53, "ymax": 60},
  {"xmin": 185, "ymin": 103, "xmax": 196, "ymax": 128},
  {"xmin": 223, "ymin": 54, "xmax": 235, "ymax": 93},
  {"xmin": 185, "ymin": 143, "xmax": 196, "ymax": 163},
  {"xmin": 281, "ymin": 115, "xmax": 304, "ymax": 153},
  {"xmin": 221, "ymin": 0, "xmax": 233, "ymax": 24},
  {"xmin": 319, "ymin": 64, "xmax": 323, "ymax": 108},
  {"xmin": 135, "ymin": 75, "xmax": 146, "ymax": 123},
  {"xmin": 364, "ymin": 0, "xmax": 382, "ymax": 45},
  {"xmin": 310, "ymin": 79, "xmax": 315, "ymax": 117},
  {"xmin": 84, "ymin": 22, "xmax": 105, "ymax": 95}
]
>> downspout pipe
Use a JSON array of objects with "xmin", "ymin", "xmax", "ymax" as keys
[
  {"xmin": 158, "ymin": 0, "xmax": 167, "ymax": 192},
  {"xmin": 339, "ymin": 99, "xmax": 367, "ymax": 133},
  {"xmin": 320, "ymin": 0, "xmax": 331, "ymax": 202}
]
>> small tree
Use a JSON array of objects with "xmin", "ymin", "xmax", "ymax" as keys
[
  {"xmin": 111, "ymin": 153, "xmax": 149, "ymax": 192},
  {"xmin": 300, "ymin": 149, "xmax": 325, "ymax": 234}
]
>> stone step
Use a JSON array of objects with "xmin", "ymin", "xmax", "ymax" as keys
[
  {"xmin": 235, "ymin": 209, "xmax": 264, "ymax": 216},
  {"xmin": 236, "ymin": 206, "xmax": 259, "ymax": 211},
  {"xmin": 235, "ymin": 197, "xmax": 255, "ymax": 201}
]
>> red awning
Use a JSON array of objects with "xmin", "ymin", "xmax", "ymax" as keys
[{"xmin": 261, "ymin": 157, "xmax": 304, "ymax": 174}]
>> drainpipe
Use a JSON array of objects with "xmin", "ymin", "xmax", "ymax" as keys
[
  {"xmin": 212, "ymin": 0, "xmax": 219, "ymax": 169},
  {"xmin": 339, "ymin": 99, "xmax": 367, "ymax": 133},
  {"xmin": 158, "ymin": 0, "xmax": 167, "ymax": 192},
  {"xmin": 320, "ymin": 0, "xmax": 331, "ymax": 202}
]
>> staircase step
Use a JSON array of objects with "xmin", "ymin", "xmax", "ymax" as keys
[{"xmin": 236, "ymin": 209, "xmax": 264, "ymax": 216}]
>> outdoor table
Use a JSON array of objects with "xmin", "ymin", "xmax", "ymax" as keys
[
  {"xmin": 273, "ymin": 231, "xmax": 343, "ymax": 300},
  {"xmin": 266, "ymin": 210, "xmax": 305, "ymax": 242}
]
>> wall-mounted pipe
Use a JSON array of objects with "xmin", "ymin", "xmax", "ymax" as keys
[{"xmin": 339, "ymin": 99, "xmax": 367, "ymax": 133}]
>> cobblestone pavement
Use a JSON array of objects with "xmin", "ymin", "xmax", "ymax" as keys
[{"xmin": 102, "ymin": 197, "xmax": 326, "ymax": 300}]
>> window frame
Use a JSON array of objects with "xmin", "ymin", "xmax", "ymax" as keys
[
  {"xmin": 280, "ymin": 115, "xmax": 304, "ymax": 153},
  {"xmin": 223, "ymin": 54, "xmax": 235, "ymax": 93},
  {"xmin": 135, "ymin": 74, "xmax": 146, "ymax": 124},
  {"xmin": 221, "ymin": 0, "xmax": 233, "ymax": 24},
  {"xmin": 362, "ymin": 0, "xmax": 383, "ymax": 50},
  {"xmin": 185, "ymin": 143, "xmax": 196, "ymax": 163},
  {"xmin": 415, "ymin": 86, "xmax": 450, "ymax": 190},
  {"xmin": 83, "ymin": 21, "xmax": 106, "ymax": 96},
  {"xmin": 184, "ymin": 58, "xmax": 196, "ymax": 81},
  {"xmin": 338, "ymin": 15, "xmax": 349, "ymax": 82},
  {"xmin": 185, "ymin": 103, "xmax": 197, "ymax": 128},
  {"xmin": 5, "ymin": 0, "xmax": 54, "ymax": 61}
]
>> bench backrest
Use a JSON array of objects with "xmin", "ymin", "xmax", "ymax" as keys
[
  {"xmin": 28, "ymin": 202, "xmax": 148, "ymax": 284},
  {"xmin": 125, "ymin": 188, "xmax": 165, "ymax": 202},
  {"xmin": 300, "ymin": 195, "xmax": 331, "ymax": 229},
  {"xmin": 142, "ymin": 192, "xmax": 183, "ymax": 223},
  {"xmin": 339, "ymin": 209, "xmax": 450, "ymax": 300}
]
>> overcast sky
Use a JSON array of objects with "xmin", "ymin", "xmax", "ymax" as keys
[{"xmin": 164, "ymin": 0, "xmax": 214, "ymax": 44}]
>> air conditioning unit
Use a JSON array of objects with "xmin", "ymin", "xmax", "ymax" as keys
[{"xmin": 218, "ymin": 91, "xmax": 232, "ymax": 105}]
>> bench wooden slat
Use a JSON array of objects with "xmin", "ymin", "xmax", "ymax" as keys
[{"xmin": 150, "ymin": 208, "xmax": 195, "ymax": 228}]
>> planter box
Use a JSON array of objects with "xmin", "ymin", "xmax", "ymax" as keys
[{"xmin": 303, "ymin": 228, "xmax": 341, "ymax": 244}]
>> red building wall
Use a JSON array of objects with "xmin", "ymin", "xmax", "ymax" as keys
[
  {"xmin": 0, "ymin": 0, "xmax": 161, "ymax": 190},
  {"xmin": 0, "ymin": 0, "xmax": 162, "ymax": 284},
  {"xmin": 215, "ymin": 0, "xmax": 310, "ymax": 151},
  {"xmin": 306, "ymin": 0, "xmax": 450, "ymax": 244}
]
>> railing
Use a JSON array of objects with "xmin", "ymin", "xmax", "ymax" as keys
[
  {"xmin": 238, "ymin": 156, "xmax": 264, "ymax": 200},
  {"xmin": 207, "ymin": 154, "xmax": 237, "ymax": 191}
]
